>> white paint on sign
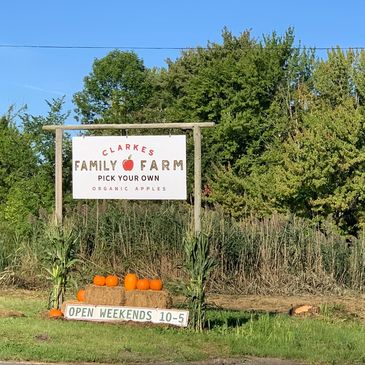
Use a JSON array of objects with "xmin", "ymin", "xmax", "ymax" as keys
[
  {"xmin": 72, "ymin": 135, "xmax": 187, "ymax": 200},
  {"xmin": 64, "ymin": 303, "xmax": 189, "ymax": 327}
]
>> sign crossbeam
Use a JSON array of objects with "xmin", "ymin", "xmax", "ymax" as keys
[
  {"xmin": 43, "ymin": 122, "xmax": 214, "ymax": 131},
  {"xmin": 42, "ymin": 122, "xmax": 214, "ymax": 234}
]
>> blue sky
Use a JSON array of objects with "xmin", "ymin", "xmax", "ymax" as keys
[{"xmin": 1, "ymin": 0, "xmax": 364, "ymax": 122}]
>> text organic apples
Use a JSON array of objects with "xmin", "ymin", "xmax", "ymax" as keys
[{"xmin": 122, "ymin": 155, "xmax": 134, "ymax": 171}]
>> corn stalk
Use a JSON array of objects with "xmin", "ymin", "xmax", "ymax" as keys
[
  {"xmin": 44, "ymin": 223, "xmax": 80, "ymax": 309},
  {"xmin": 184, "ymin": 233, "xmax": 216, "ymax": 332}
]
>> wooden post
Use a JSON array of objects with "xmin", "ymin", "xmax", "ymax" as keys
[
  {"xmin": 55, "ymin": 128, "xmax": 63, "ymax": 226},
  {"xmin": 193, "ymin": 126, "xmax": 202, "ymax": 235}
]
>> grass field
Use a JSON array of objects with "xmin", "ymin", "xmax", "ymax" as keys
[{"xmin": 1, "ymin": 290, "xmax": 365, "ymax": 364}]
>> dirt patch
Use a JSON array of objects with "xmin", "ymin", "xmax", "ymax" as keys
[
  {"xmin": 126, "ymin": 357, "xmax": 305, "ymax": 365},
  {"xmin": 0, "ymin": 309, "xmax": 25, "ymax": 318},
  {"xmin": 175, "ymin": 293, "xmax": 365, "ymax": 320},
  {"xmin": 34, "ymin": 333, "xmax": 51, "ymax": 341},
  {"xmin": 0, "ymin": 288, "xmax": 47, "ymax": 300},
  {"xmin": 0, "ymin": 358, "xmax": 306, "ymax": 365},
  {"xmin": 213, "ymin": 294, "xmax": 365, "ymax": 320},
  {"xmin": 243, "ymin": 357, "xmax": 305, "ymax": 365}
]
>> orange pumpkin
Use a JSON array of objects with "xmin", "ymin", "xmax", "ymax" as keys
[
  {"xmin": 149, "ymin": 278, "xmax": 163, "ymax": 291},
  {"xmin": 49, "ymin": 308, "xmax": 63, "ymax": 318},
  {"xmin": 136, "ymin": 278, "xmax": 150, "ymax": 290},
  {"xmin": 93, "ymin": 275, "xmax": 106, "ymax": 286},
  {"xmin": 106, "ymin": 274, "xmax": 119, "ymax": 287},
  {"xmin": 124, "ymin": 273, "xmax": 138, "ymax": 291},
  {"xmin": 76, "ymin": 289, "xmax": 86, "ymax": 302}
]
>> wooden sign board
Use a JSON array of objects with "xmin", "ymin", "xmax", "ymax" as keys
[
  {"xmin": 72, "ymin": 135, "xmax": 187, "ymax": 200},
  {"xmin": 64, "ymin": 303, "xmax": 189, "ymax": 327}
]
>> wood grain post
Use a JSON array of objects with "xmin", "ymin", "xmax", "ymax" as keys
[
  {"xmin": 55, "ymin": 128, "xmax": 63, "ymax": 226},
  {"xmin": 193, "ymin": 125, "xmax": 202, "ymax": 235}
]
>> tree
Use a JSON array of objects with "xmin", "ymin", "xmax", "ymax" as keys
[
  {"xmin": 211, "ymin": 49, "xmax": 365, "ymax": 235},
  {"xmin": 21, "ymin": 97, "xmax": 72, "ymax": 207},
  {"xmin": 73, "ymin": 51, "xmax": 153, "ymax": 124},
  {"xmin": 313, "ymin": 48, "xmax": 356, "ymax": 107},
  {"xmin": 0, "ymin": 113, "xmax": 38, "ymax": 225},
  {"xmin": 161, "ymin": 28, "xmax": 306, "ymax": 176},
  {"xmin": 270, "ymin": 102, "xmax": 365, "ymax": 235},
  {"xmin": 0, "ymin": 99, "xmax": 71, "ymax": 227},
  {"xmin": 158, "ymin": 28, "xmax": 315, "ymax": 201}
]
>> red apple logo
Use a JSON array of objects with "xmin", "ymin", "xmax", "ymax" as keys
[{"xmin": 122, "ymin": 155, "xmax": 134, "ymax": 171}]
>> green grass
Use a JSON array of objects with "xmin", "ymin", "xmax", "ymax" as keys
[
  {"xmin": 1, "ymin": 292, "xmax": 365, "ymax": 364},
  {"xmin": 208, "ymin": 311, "xmax": 365, "ymax": 364}
]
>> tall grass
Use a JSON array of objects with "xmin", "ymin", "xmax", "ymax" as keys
[{"xmin": 1, "ymin": 201, "xmax": 365, "ymax": 294}]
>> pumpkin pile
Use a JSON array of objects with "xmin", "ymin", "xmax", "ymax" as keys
[
  {"xmin": 124, "ymin": 273, "xmax": 163, "ymax": 291},
  {"xmin": 79, "ymin": 273, "xmax": 163, "ymax": 292},
  {"xmin": 76, "ymin": 274, "xmax": 163, "ymax": 299},
  {"xmin": 93, "ymin": 274, "xmax": 119, "ymax": 287},
  {"xmin": 73, "ymin": 273, "xmax": 168, "ymax": 308},
  {"xmin": 76, "ymin": 274, "xmax": 120, "ymax": 303}
]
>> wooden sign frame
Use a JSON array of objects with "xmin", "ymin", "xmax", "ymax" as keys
[{"xmin": 43, "ymin": 122, "xmax": 214, "ymax": 235}]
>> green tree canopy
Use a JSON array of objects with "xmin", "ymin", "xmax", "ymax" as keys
[
  {"xmin": 211, "ymin": 48, "xmax": 365, "ymax": 235},
  {"xmin": 73, "ymin": 50, "xmax": 153, "ymax": 124},
  {"xmin": 0, "ymin": 113, "xmax": 38, "ymax": 224},
  {"xmin": 70, "ymin": 30, "xmax": 365, "ymax": 235},
  {"xmin": 0, "ymin": 99, "xmax": 70, "ymax": 227},
  {"xmin": 161, "ymin": 28, "xmax": 312, "ymax": 173}
]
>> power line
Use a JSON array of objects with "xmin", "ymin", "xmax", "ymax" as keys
[
  {"xmin": 1, "ymin": 43, "xmax": 365, "ymax": 51},
  {"xmin": 0, "ymin": 44, "xmax": 192, "ymax": 50}
]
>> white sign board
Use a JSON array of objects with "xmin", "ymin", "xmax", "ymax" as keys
[
  {"xmin": 72, "ymin": 136, "xmax": 187, "ymax": 200},
  {"xmin": 64, "ymin": 303, "xmax": 189, "ymax": 327}
]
